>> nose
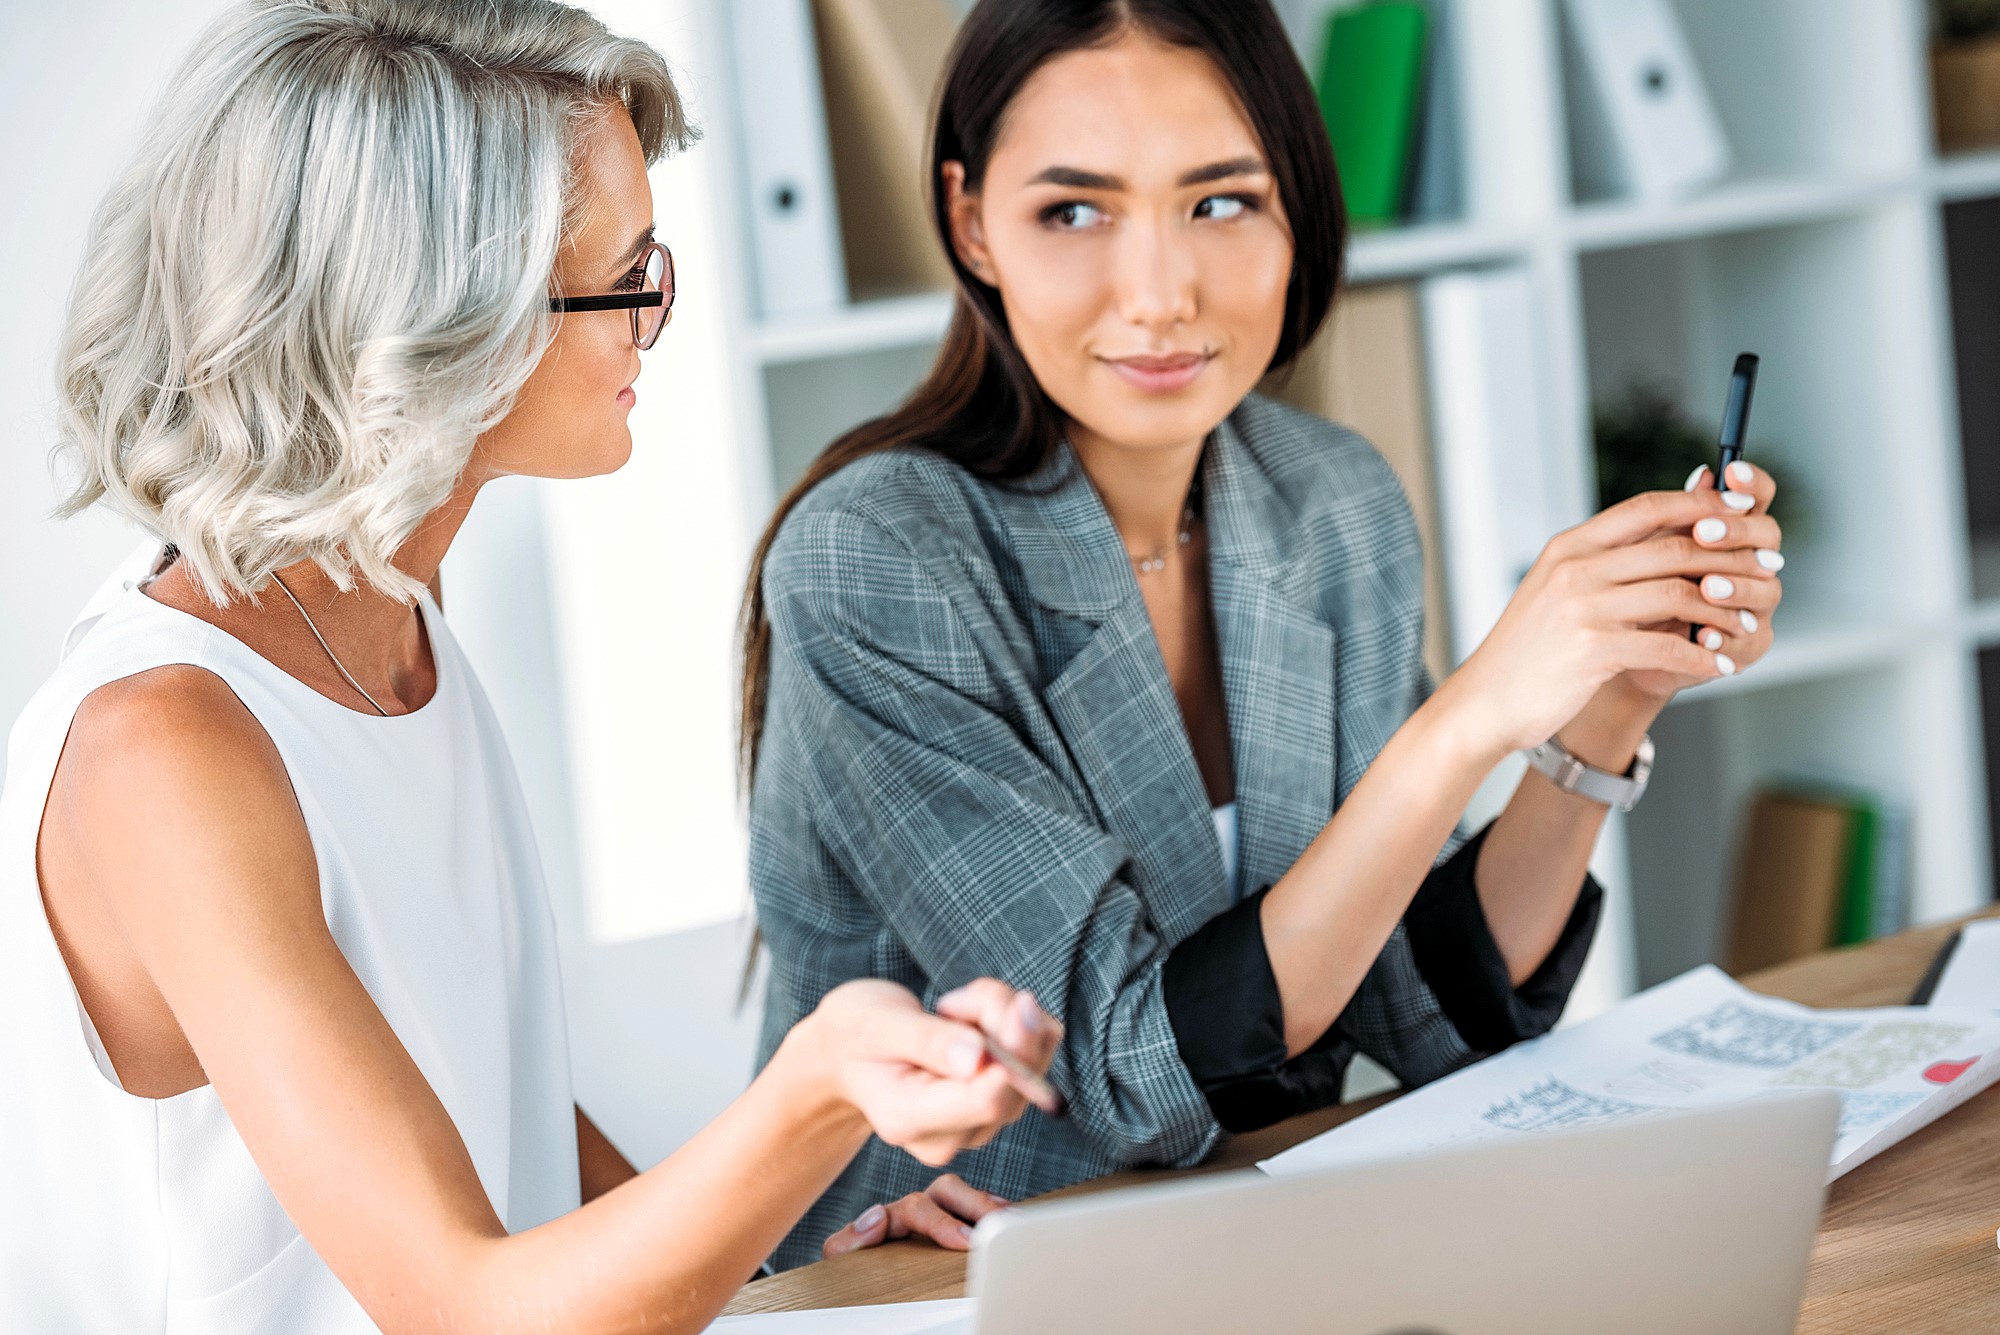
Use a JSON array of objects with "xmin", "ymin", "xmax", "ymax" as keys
[{"xmin": 1111, "ymin": 212, "xmax": 1198, "ymax": 333}]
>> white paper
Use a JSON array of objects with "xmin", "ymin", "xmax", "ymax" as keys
[
  {"xmin": 707, "ymin": 1298, "xmax": 971, "ymax": 1334},
  {"xmin": 1928, "ymin": 920, "xmax": 2000, "ymax": 1013},
  {"xmin": 1261, "ymin": 966, "xmax": 2000, "ymax": 1184}
]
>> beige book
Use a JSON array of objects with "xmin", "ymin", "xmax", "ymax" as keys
[
  {"xmin": 812, "ymin": 0, "xmax": 959, "ymax": 299},
  {"xmin": 1723, "ymin": 791, "xmax": 1854, "ymax": 977},
  {"xmin": 1265, "ymin": 283, "xmax": 1452, "ymax": 680}
]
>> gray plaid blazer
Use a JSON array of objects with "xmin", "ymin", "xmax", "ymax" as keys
[{"xmin": 750, "ymin": 393, "xmax": 1484, "ymax": 1270}]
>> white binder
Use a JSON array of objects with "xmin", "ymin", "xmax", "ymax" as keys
[
  {"xmin": 1562, "ymin": 0, "xmax": 1731, "ymax": 203},
  {"xmin": 1421, "ymin": 268, "xmax": 1572, "ymax": 664},
  {"xmin": 726, "ymin": 0, "xmax": 849, "ymax": 318}
]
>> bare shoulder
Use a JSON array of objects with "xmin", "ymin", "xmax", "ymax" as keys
[
  {"xmin": 46, "ymin": 664, "xmax": 314, "ymax": 921},
  {"xmin": 61, "ymin": 663, "xmax": 286, "ymax": 797},
  {"xmin": 39, "ymin": 665, "xmax": 323, "ymax": 1095}
]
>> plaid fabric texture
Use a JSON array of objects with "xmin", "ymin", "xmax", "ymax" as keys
[{"xmin": 750, "ymin": 394, "xmax": 1489, "ymax": 1270}]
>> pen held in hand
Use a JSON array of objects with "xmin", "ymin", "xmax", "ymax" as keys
[
  {"xmin": 979, "ymin": 1031, "xmax": 1067, "ymax": 1118},
  {"xmin": 1691, "ymin": 352, "xmax": 1760, "ymax": 644}
]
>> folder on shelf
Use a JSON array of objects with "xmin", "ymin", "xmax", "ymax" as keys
[
  {"xmin": 1561, "ymin": 0, "xmax": 1730, "ymax": 203},
  {"xmin": 1724, "ymin": 783, "xmax": 1910, "ymax": 975},
  {"xmin": 727, "ymin": 0, "xmax": 849, "ymax": 318},
  {"xmin": 1834, "ymin": 799, "xmax": 1880, "ymax": 949},
  {"xmin": 1266, "ymin": 283, "xmax": 1450, "ymax": 680},
  {"xmin": 812, "ymin": 0, "xmax": 959, "ymax": 299},
  {"xmin": 1404, "ymin": 0, "xmax": 1464, "ymax": 225},
  {"xmin": 1724, "ymin": 790, "xmax": 1853, "ymax": 977},
  {"xmin": 1870, "ymin": 804, "xmax": 1911, "ymax": 940},
  {"xmin": 1419, "ymin": 267, "xmax": 1568, "ymax": 666},
  {"xmin": 1314, "ymin": 2, "xmax": 1430, "ymax": 226}
]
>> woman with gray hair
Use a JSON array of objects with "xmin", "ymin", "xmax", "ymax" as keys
[{"xmin": 0, "ymin": 2, "xmax": 1060, "ymax": 1330}]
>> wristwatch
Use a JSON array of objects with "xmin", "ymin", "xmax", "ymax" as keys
[{"xmin": 1523, "ymin": 732, "xmax": 1654, "ymax": 811}]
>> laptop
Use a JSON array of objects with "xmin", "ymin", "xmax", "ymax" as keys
[{"xmin": 961, "ymin": 1091, "xmax": 1839, "ymax": 1335}]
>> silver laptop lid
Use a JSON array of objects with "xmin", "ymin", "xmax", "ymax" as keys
[{"xmin": 968, "ymin": 1091, "xmax": 1838, "ymax": 1335}]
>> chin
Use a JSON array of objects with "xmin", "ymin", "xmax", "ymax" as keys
[
  {"xmin": 583, "ymin": 433, "xmax": 635, "ymax": 478},
  {"xmin": 551, "ymin": 422, "xmax": 634, "ymax": 479},
  {"xmin": 1079, "ymin": 387, "xmax": 1243, "ymax": 455}
]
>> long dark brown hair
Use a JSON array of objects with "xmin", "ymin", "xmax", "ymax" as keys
[{"xmin": 737, "ymin": 0, "xmax": 1347, "ymax": 787}]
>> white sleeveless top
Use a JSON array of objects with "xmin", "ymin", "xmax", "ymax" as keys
[
  {"xmin": 0, "ymin": 568, "xmax": 579, "ymax": 1332},
  {"xmin": 1212, "ymin": 802, "xmax": 1240, "ymax": 900}
]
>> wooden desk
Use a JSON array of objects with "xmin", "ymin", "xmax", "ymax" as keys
[{"xmin": 724, "ymin": 911, "xmax": 2000, "ymax": 1330}]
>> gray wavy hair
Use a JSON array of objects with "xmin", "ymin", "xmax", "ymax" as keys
[{"xmin": 53, "ymin": 0, "xmax": 692, "ymax": 602}]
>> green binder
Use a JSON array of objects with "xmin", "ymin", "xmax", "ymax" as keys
[
  {"xmin": 1834, "ymin": 800, "xmax": 1880, "ymax": 948},
  {"xmin": 1315, "ymin": 2, "xmax": 1430, "ymax": 227}
]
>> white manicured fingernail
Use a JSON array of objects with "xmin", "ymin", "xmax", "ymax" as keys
[
  {"xmin": 1715, "ymin": 653, "xmax": 1737, "ymax": 676},
  {"xmin": 1722, "ymin": 491, "xmax": 1755, "ymax": 511},
  {"xmin": 1683, "ymin": 465, "xmax": 1708, "ymax": 491},
  {"xmin": 1756, "ymin": 549, "xmax": 1785, "ymax": 571},
  {"xmin": 1704, "ymin": 575, "xmax": 1735, "ymax": 599},
  {"xmin": 1701, "ymin": 628, "xmax": 1723, "ymax": 650},
  {"xmin": 1015, "ymin": 993, "xmax": 1041, "ymax": 1033},
  {"xmin": 1695, "ymin": 518, "xmax": 1727, "ymax": 543},
  {"xmin": 959, "ymin": 1224, "xmax": 975, "ymax": 1242},
  {"xmin": 1728, "ymin": 461, "xmax": 1755, "ymax": 486},
  {"xmin": 1740, "ymin": 610, "xmax": 1758, "ymax": 633},
  {"xmin": 856, "ymin": 1204, "xmax": 885, "ymax": 1231},
  {"xmin": 949, "ymin": 1036, "xmax": 982, "ymax": 1077}
]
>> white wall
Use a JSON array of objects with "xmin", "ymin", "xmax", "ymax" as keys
[
  {"xmin": 0, "ymin": 1, "xmax": 192, "ymax": 740},
  {"xmin": 1, "ymin": 0, "xmax": 764, "ymax": 1168}
]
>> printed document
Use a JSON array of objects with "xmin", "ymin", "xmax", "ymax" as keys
[{"xmin": 1261, "ymin": 965, "xmax": 2000, "ymax": 1182}]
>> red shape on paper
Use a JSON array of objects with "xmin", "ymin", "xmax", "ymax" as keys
[{"xmin": 1923, "ymin": 1058, "xmax": 1977, "ymax": 1084}]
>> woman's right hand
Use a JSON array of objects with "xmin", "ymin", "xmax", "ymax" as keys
[
  {"xmin": 801, "ymin": 977, "xmax": 1062, "ymax": 1168},
  {"xmin": 1440, "ymin": 478, "xmax": 1783, "ymax": 758}
]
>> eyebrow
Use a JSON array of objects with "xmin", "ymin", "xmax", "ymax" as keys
[
  {"xmin": 1025, "ymin": 157, "xmax": 1269, "ymax": 190},
  {"xmin": 605, "ymin": 224, "xmax": 656, "ymax": 283}
]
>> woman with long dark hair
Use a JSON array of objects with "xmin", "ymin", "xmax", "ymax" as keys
[{"xmin": 742, "ymin": 0, "xmax": 1785, "ymax": 1271}]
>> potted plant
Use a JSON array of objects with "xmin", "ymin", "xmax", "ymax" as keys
[
  {"xmin": 1933, "ymin": 0, "xmax": 2000, "ymax": 153},
  {"xmin": 1594, "ymin": 380, "xmax": 1804, "ymax": 538}
]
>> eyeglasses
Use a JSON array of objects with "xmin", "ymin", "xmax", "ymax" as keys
[{"xmin": 547, "ymin": 240, "xmax": 674, "ymax": 349}]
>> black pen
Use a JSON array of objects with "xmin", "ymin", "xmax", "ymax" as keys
[{"xmin": 1691, "ymin": 353, "xmax": 1760, "ymax": 643}]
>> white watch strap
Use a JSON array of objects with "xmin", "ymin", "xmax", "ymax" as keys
[{"xmin": 1524, "ymin": 733, "xmax": 1654, "ymax": 811}]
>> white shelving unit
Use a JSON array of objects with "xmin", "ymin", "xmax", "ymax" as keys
[{"xmin": 691, "ymin": 0, "xmax": 2000, "ymax": 1000}]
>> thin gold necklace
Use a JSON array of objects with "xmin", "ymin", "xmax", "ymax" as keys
[{"xmin": 269, "ymin": 572, "xmax": 392, "ymax": 717}]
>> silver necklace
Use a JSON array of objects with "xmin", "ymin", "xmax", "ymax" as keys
[
  {"xmin": 1129, "ymin": 472, "xmax": 1204, "ymax": 576},
  {"xmin": 1129, "ymin": 505, "xmax": 1196, "ymax": 575},
  {"xmin": 269, "ymin": 572, "xmax": 392, "ymax": 716}
]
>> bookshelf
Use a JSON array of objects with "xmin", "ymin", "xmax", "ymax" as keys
[{"xmin": 690, "ymin": 0, "xmax": 2000, "ymax": 1008}]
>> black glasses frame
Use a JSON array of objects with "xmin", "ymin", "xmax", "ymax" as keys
[{"xmin": 548, "ymin": 240, "xmax": 674, "ymax": 349}]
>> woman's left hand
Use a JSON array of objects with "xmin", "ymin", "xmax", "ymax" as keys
[
  {"xmin": 1614, "ymin": 460, "xmax": 1784, "ymax": 703},
  {"xmin": 820, "ymin": 1173, "xmax": 1011, "ymax": 1258}
]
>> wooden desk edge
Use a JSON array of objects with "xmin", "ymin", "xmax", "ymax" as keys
[{"xmin": 723, "ymin": 907, "xmax": 2000, "ymax": 1319}]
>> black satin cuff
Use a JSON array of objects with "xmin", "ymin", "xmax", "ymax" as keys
[
  {"xmin": 1162, "ymin": 823, "xmax": 1603, "ymax": 1131},
  {"xmin": 1402, "ymin": 823, "xmax": 1604, "ymax": 1053},
  {"xmin": 1162, "ymin": 887, "xmax": 1348, "ymax": 1133}
]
